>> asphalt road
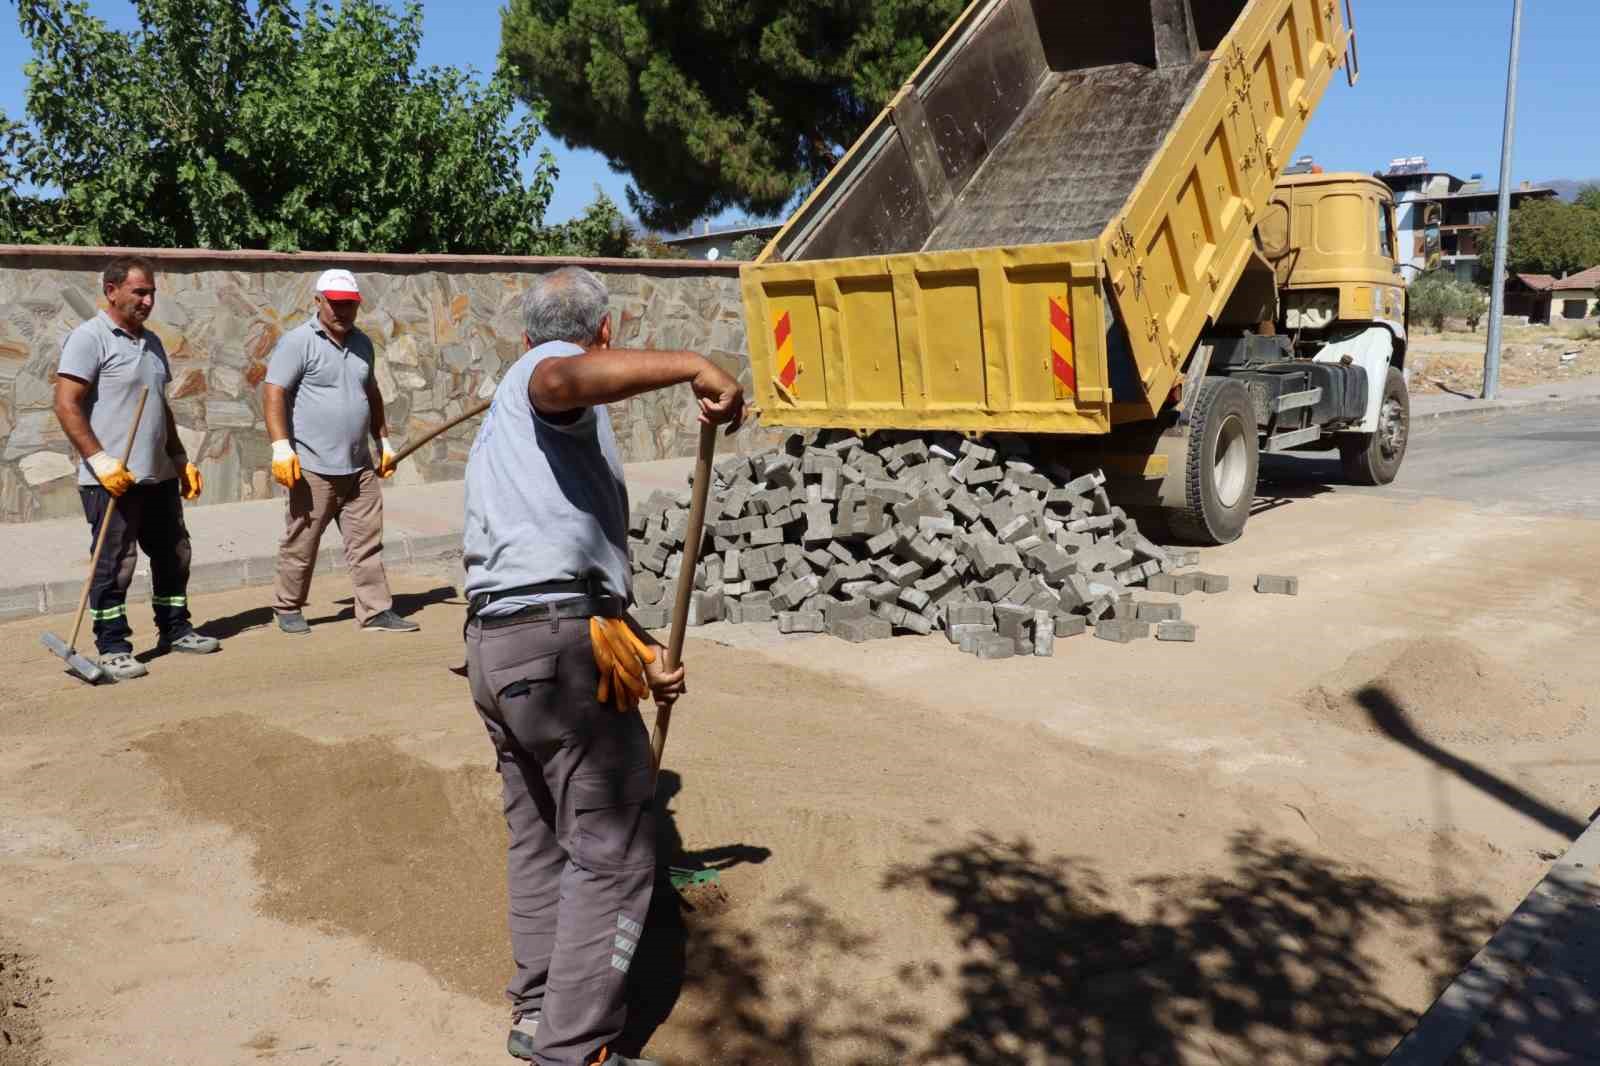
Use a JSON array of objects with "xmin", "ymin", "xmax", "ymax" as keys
[{"xmin": 1261, "ymin": 403, "xmax": 1600, "ymax": 519}]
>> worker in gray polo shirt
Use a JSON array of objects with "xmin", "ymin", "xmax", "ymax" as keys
[
  {"xmin": 463, "ymin": 266, "xmax": 743, "ymax": 1066},
  {"xmin": 53, "ymin": 254, "xmax": 220, "ymax": 681},
  {"xmin": 264, "ymin": 268, "xmax": 417, "ymax": 634}
]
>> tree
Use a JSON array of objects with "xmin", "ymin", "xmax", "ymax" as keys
[
  {"xmin": 0, "ymin": 0, "xmax": 617, "ymax": 255},
  {"xmin": 1575, "ymin": 184, "xmax": 1600, "ymax": 213},
  {"xmin": 500, "ymin": 0, "xmax": 965, "ymax": 230},
  {"xmin": 1409, "ymin": 271, "xmax": 1476, "ymax": 332},
  {"xmin": 1477, "ymin": 198, "xmax": 1600, "ymax": 278}
]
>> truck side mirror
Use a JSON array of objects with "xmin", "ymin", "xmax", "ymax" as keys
[{"xmin": 1422, "ymin": 203, "xmax": 1442, "ymax": 272}]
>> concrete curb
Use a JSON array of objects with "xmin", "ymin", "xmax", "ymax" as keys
[
  {"xmin": 0, "ymin": 531, "xmax": 463, "ymax": 624},
  {"xmin": 1411, "ymin": 391, "xmax": 1600, "ymax": 424},
  {"xmin": 1384, "ymin": 817, "xmax": 1600, "ymax": 1065}
]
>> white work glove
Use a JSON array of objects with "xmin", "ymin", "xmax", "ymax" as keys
[
  {"xmin": 378, "ymin": 436, "xmax": 397, "ymax": 478},
  {"xmin": 270, "ymin": 439, "xmax": 302, "ymax": 489},
  {"xmin": 87, "ymin": 451, "xmax": 135, "ymax": 496}
]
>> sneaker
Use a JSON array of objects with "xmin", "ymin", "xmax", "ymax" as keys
[
  {"xmin": 362, "ymin": 609, "xmax": 419, "ymax": 633},
  {"xmin": 277, "ymin": 611, "xmax": 311, "ymax": 635},
  {"xmin": 158, "ymin": 630, "xmax": 221, "ymax": 655},
  {"xmin": 98, "ymin": 653, "xmax": 148, "ymax": 681},
  {"xmin": 506, "ymin": 1013, "xmax": 539, "ymax": 1061}
]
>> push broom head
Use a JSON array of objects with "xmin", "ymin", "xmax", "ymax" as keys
[{"xmin": 41, "ymin": 631, "xmax": 108, "ymax": 684}]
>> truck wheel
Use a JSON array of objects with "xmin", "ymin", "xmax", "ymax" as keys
[
  {"xmin": 1168, "ymin": 377, "xmax": 1259, "ymax": 545},
  {"xmin": 1339, "ymin": 366, "xmax": 1409, "ymax": 486}
]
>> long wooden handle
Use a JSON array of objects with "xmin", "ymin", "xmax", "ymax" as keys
[
  {"xmin": 651, "ymin": 421, "xmax": 718, "ymax": 771},
  {"xmin": 389, "ymin": 398, "xmax": 492, "ymax": 468},
  {"xmin": 67, "ymin": 386, "xmax": 149, "ymax": 652}
]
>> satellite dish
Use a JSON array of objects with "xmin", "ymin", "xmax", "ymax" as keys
[{"xmin": 706, "ymin": 248, "xmax": 720, "ymax": 261}]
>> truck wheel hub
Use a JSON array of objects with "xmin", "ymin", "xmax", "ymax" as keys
[
  {"xmin": 1377, "ymin": 397, "xmax": 1406, "ymax": 459},
  {"xmin": 1213, "ymin": 414, "xmax": 1250, "ymax": 509}
]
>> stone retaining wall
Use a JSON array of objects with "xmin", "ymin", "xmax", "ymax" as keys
[{"xmin": 0, "ymin": 245, "xmax": 755, "ymax": 522}]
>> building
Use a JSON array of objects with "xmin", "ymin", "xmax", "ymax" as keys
[
  {"xmin": 660, "ymin": 221, "xmax": 782, "ymax": 262},
  {"xmin": 1501, "ymin": 269, "xmax": 1599, "ymax": 324},
  {"xmin": 1550, "ymin": 267, "xmax": 1600, "ymax": 320},
  {"xmin": 1378, "ymin": 157, "xmax": 1558, "ymax": 284}
]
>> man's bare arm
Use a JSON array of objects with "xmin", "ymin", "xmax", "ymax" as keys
[
  {"xmin": 54, "ymin": 375, "xmax": 104, "ymax": 459},
  {"xmin": 530, "ymin": 349, "xmax": 744, "ymax": 431},
  {"xmin": 363, "ymin": 377, "xmax": 388, "ymax": 442},
  {"xmin": 263, "ymin": 384, "xmax": 292, "ymax": 442}
]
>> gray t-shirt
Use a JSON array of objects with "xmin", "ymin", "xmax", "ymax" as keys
[
  {"xmin": 58, "ymin": 312, "xmax": 177, "ymax": 487},
  {"xmin": 264, "ymin": 317, "xmax": 377, "ymax": 476},
  {"xmin": 463, "ymin": 341, "xmax": 632, "ymax": 615}
]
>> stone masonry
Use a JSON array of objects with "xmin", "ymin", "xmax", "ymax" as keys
[{"xmin": 0, "ymin": 246, "xmax": 761, "ymax": 522}]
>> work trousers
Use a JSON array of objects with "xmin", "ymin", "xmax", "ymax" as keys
[
  {"xmin": 272, "ymin": 468, "xmax": 392, "ymax": 624},
  {"xmin": 466, "ymin": 612, "xmax": 657, "ymax": 1066},
  {"xmin": 78, "ymin": 479, "xmax": 194, "ymax": 655}
]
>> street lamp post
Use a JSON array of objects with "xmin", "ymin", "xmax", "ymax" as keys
[{"xmin": 1482, "ymin": 0, "xmax": 1525, "ymax": 401}]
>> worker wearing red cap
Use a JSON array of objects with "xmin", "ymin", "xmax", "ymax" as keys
[{"xmin": 263, "ymin": 269, "xmax": 417, "ymax": 634}]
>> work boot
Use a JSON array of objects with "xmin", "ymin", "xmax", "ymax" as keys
[
  {"xmin": 362, "ymin": 609, "xmax": 419, "ymax": 633},
  {"xmin": 277, "ymin": 611, "xmax": 311, "ymax": 635},
  {"xmin": 506, "ymin": 1012, "xmax": 538, "ymax": 1061},
  {"xmin": 98, "ymin": 653, "xmax": 148, "ymax": 681},
  {"xmin": 159, "ymin": 630, "xmax": 221, "ymax": 654}
]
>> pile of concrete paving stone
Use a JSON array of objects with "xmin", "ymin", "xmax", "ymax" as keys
[{"xmin": 626, "ymin": 429, "xmax": 1228, "ymax": 659}]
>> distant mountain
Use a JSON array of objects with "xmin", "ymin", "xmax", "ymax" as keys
[{"xmin": 1540, "ymin": 179, "xmax": 1600, "ymax": 202}]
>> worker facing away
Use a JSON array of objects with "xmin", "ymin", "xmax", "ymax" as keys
[
  {"xmin": 463, "ymin": 266, "xmax": 744, "ymax": 1066},
  {"xmin": 263, "ymin": 269, "xmax": 417, "ymax": 635},
  {"xmin": 52, "ymin": 255, "xmax": 221, "ymax": 681}
]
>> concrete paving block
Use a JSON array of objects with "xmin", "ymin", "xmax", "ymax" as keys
[
  {"xmin": 1136, "ymin": 601, "xmax": 1182, "ymax": 623},
  {"xmin": 1156, "ymin": 620, "xmax": 1198, "ymax": 642},
  {"xmin": 917, "ymin": 515, "xmax": 957, "ymax": 537},
  {"xmin": 865, "ymin": 581, "xmax": 901, "ymax": 604},
  {"xmin": 634, "ymin": 573, "xmax": 665, "ymax": 606},
  {"xmin": 967, "ymin": 465, "xmax": 1002, "ymax": 486},
  {"xmin": 947, "ymin": 601, "xmax": 995, "ymax": 627},
  {"xmin": 974, "ymin": 632, "xmax": 1016, "ymax": 660},
  {"xmin": 777, "ymin": 610, "xmax": 826, "ymax": 634},
  {"xmin": 1032, "ymin": 610, "xmax": 1055, "ymax": 656},
  {"xmin": 1146, "ymin": 572, "xmax": 1199, "ymax": 596},
  {"xmin": 976, "ymin": 570, "xmax": 1019, "ymax": 603},
  {"xmin": 958, "ymin": 627, "xmax": 991, "ymax": 654},
  {"xmin": 1094, "ymin": 618, "xmax": 1150, "ymax": 643},
  {"xmin": 828, "ymin": 616, "xmax": 894, "ymax": 643},
  {"xmin": 747, "ymin": 525, "xmax": 783, "ymax": 547},
  {"xmin": 1054, "ymin": 614, "xmax": 1088, "ymax": 638},
  {"xmin": 945, "ymin": 620, "xmax": 992, "ymax": 646},
  {"xmin": 994, "ymin": 603, "xmax": 1034, "ymax": 641},
  {"xmin": 1196, "ymin": 573, "xmax": 1231, "ymax": 594},
  {"xmin": 1255, "ymin": 574, "xmax": 1299, "ymax": 596},
  {"xmin": 686, "ymin": 589, "xmax": 724, "ymax": 626},
  {"xmin": 958, "ymin": 440, "xmax": 998, "ymax": 463},
  {"xmin": 899, "ymin": 587, "xmax": 931, "ymax": 611},
  {"xmin": 633, "ymin": 604, "xmax": 670, "ymax": 629},
  {"xmin": 1086, "ymin": 594, "xmax": 1118, "ymax": 624},
  {"xmin": 897, "ymin": 610, "xmax": 934, "ymax": 635},
  {"xmin": 823, "ymin": 597, "xmax": 872, "ymax": 625}
]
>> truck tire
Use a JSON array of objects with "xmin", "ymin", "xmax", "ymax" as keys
[
  {"xmin": 1168, "ymin": 377, "xmax": 1259, "ymax": 545},
  {"xmin": 1339, "ymin": 366, "xmax": 1409, "ymax": 486}
]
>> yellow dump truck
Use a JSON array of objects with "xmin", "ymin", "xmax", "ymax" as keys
[{"xmin": 740, "ymin": 0, "xmax": 1424, "ymax": 544}]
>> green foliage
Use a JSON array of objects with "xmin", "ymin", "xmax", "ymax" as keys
[
  {"xmin": 1477, "ymin": 198, "xmax": 1600, "ymax": 278},
  {"xmin": 534, "ymin": 188, "xmax": 635, "ymax": 258},
  {"xmin": 500, "ymin": 0, "xmax": 965, "ymax": 230},
  {"xmin": 1409, "ymin": 271, "xmax": 1481, "ymax": 332},
  {"xmin": 1575, "ymin": 184, "xmax": 1600, "ymax": 213},
  {"xmin": 0, "ymin": 0, "xmax": 616, "ymax": 255},
  {"xmin": 1463, "ymin": 286, "xmax": 1489, "ymax": 332},
  {"xmin": 727, "ymin": 233, "xmax": 768, "ymax": 261}
]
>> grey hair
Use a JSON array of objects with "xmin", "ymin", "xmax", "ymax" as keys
[{"xmin": 521, "ymin": 266, "xmax": 610, "ymax": 347}]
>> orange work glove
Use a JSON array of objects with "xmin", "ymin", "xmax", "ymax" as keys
[
  {"xmin": 86, "ymin": 452, "xmax": 135, "ymax": 497},
  {"xmin": 270, "ymin": 439, "xmax": 302, "ymax": 489},
  {"xmin": 177, "ymin": 458, "xmax": 203, "ymax": 500},
  {"xmin": 589, "ymin": 616, "xmax": 656, "ymax": 711},
  {"xmin": 377, "ymin": 436, "xmax": 398, "ymax": 478}
]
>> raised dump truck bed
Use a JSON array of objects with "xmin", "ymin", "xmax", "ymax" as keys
[{"xmin": 742, "ymin": 0, "xmax": 1355, "ymax": 436}]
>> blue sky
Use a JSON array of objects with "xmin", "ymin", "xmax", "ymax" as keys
[{"xmin": 2, "ymin": 0, "xmax": 1596, "ymax": 228}]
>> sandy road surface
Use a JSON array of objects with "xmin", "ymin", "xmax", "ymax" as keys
[{"xmin": 3, "ymin": 417, "xmax": 1598, "ymax": 1065}]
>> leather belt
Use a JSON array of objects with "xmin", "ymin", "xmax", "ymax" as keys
[{"xmin": 468, "ymin": 594, "xmax": 623, "ymax": 630}]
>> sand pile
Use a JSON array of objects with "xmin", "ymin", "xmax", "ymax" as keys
[{"xmin": 1303, "ymin": 637, "xmax": 1584, "ymax": 743}]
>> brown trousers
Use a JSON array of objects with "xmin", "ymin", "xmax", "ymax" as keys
[{"xmin": 273, "ymin": 468, "xmax": 392, "ymax": 624}]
